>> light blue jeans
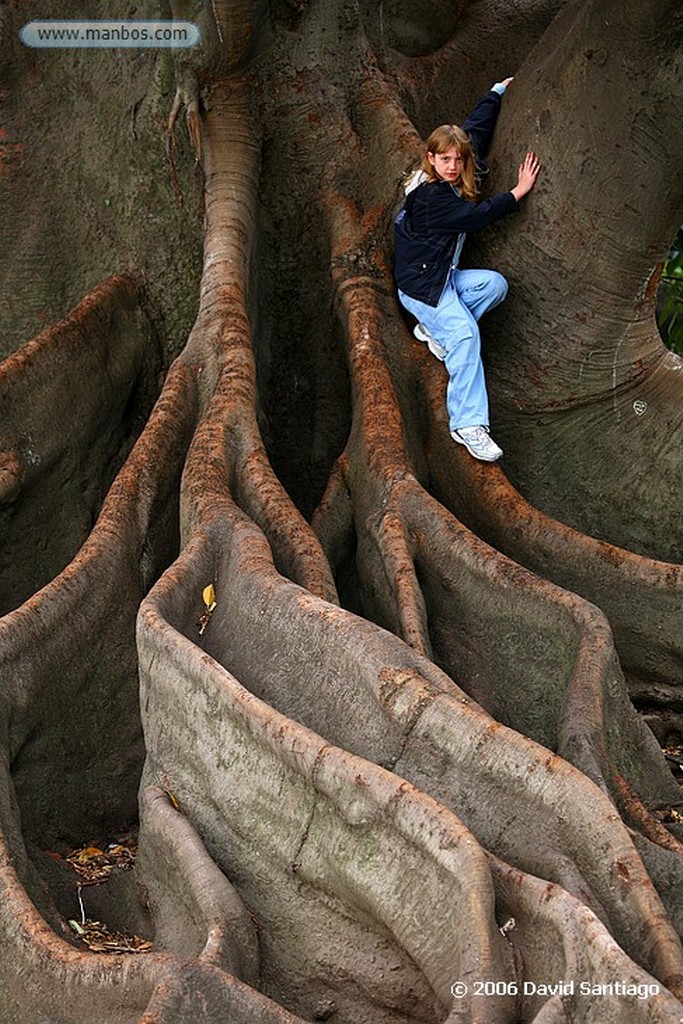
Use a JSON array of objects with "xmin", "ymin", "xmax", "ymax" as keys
[{"xmin": 399, "ymin": 268, "xmax": 508, "ymax": 432}]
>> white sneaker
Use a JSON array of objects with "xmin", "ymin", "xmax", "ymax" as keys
[
  {"xmin": 451, "ymin": 425, "xmax": 503, "ymax": 461},
  {"xmin": 413, "ymin": 323, "xmax": 446, "ymax": 361}
]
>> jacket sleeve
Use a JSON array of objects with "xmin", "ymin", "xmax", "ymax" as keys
[
  {"xmin": 424, "ymin": 183, "xmax": 518, "ymax": 235},
  {"xmin": 462, "ymin": 90, "xmax": 503, "ymax": 163}
]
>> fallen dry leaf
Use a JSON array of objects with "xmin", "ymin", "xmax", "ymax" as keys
[
  {"xmin": 65, "ymin": 835, "xmax": 137, "ymax": 883},
  {"xmin": 68, "ymin": 918, "xmax": 152, "ymax": 954},
  {"xmin": 198, "ymin": 582, "xmax": 217, "ymax": 634},
  {"xmin": 660, "ymin": 808, "xmax": 683, "ymax": 825}
]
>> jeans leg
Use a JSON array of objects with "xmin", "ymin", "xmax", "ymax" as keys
[
  {"xmin": 443, "ymin": 318, "xmax": 489, "ymax": 431},
  {"xmin": 444, "ymin": 269, "xmax": 508, "ymax": 430},
  {"xmin": 398, "ymin": 282, "xmax": 472, "ymax": 356},
  {"xmin": 453, "ymin": 269, "xmax": 508, "ymax": 321},
  {"xmin": 397, "ymin": 273, "xmax": 503, "ymax": 431}
]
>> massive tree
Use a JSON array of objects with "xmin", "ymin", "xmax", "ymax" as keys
[{"xmin": 0, "ymin": 0, "xmax": 682, "ymax": 1021}]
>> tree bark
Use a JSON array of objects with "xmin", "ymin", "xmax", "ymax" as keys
[
  {"xmin": 0, "ymin": 1, "xmax": 682, "ymax": 1021},
  {"xmin": 473, "ymin": 0, "xmax": 683, "ymax": 561}
]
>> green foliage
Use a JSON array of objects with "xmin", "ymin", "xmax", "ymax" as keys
[{"xmin": 659, "ymin": 232, "xmax": 683, "ymax": 357}]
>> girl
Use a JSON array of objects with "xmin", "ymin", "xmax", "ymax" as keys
[{"xmin": 394, "ymin": 78, "xmax": 540, "ymax": 461}]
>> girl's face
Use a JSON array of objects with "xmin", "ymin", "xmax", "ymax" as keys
[{"xmin": 428, "ymin": 147, "xmax": 464, "ymax": 183}]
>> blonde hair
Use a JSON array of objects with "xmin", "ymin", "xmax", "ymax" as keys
[{"xmin": 420, "ymin": 124, "xmax": 479, "ymax": 201}]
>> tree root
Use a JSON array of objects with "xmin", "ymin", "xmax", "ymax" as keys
[
  {"xmin": 489, "ymin": 854, "xmax": 683, "ymax": 1022},
  {"xmin": 140, "ymin": 556, "xmax": 517, "ymax": 1022},
  {"xmin": 0, "ymin": 274, "xmax": 162, "ymax": 615},
  {"xmin": 138, "ymin": 503, "xmax": 683, "ymax": 1011},
  {"xmin": 137, "ymin": 786, "xmax": 260, "ymax": 979},
  {"xmin": 423, "ymin": 398, "xmax": 683, "ymax": 701}
]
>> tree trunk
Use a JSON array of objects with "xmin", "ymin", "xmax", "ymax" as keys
[
  {"xmin": 0, "ymin": 1, "xmax": 682, "ymax": 1022},
  {"xmin": 474, "ymin": 0, "xmax": 683, "ymax": 562}
]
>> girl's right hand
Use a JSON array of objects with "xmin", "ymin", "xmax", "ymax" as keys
[{"xmin": 511, "ymin": 151, "xmax": 541, "ymax": 201}]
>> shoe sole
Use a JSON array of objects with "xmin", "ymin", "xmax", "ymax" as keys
[
  {"xmin": 427, "ymin": 339, "xmax": 447, "ymax": 361},
  {"xmin": 451, "ymin": 432, "xmax": 502, "ymax": 462},
  {"xmin": 413, "ymin": 325, "xmax": 446, "ymax": 361}
]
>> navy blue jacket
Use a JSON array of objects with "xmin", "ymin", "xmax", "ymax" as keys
[{"xmin": 394, "ymin": 90, "xmax": 518, "ymax": 307}]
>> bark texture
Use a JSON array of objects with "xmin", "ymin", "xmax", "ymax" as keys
[
  {"xmin": 0, "ymin": 1, "xmax": 682, "ymax": 1022},
  {"xmin": 475, "ymin": 0, "xmax": 683, "ymax": 561}
]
